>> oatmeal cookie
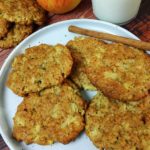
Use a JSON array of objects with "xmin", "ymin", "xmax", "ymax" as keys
[
  {"xmin": 13, "ymin": 83, "xmax": 86, "ymax": 145},
  {"xmin": 86, "ymin": 93, "xmax": 150, "ymax": 150},
  {"xmin": 86, "ymin": 43, "xmax": 150, "ymax": 101},
  {"xmin": 7, "ymin": 44, "xmax": 73, "ymax": 96},
  {"xmin": 0, "ymin": 24, "xmax": 32, "ymax": 49},
  {"xmin": 0, "ymin": 0, "xmax": 46, "ymax": 25}
]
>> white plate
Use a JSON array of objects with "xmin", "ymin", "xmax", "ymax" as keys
[{"xmin": 0, "ymin": 19, "xmax": 140, "ymax": 150}]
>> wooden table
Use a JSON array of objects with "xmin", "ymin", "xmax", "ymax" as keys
[{"xmin": 0, "ymin": 0, "xmax": 150, "ymax": 149}]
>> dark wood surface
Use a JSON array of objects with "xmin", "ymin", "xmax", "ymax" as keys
[{"xmin": 0, "ymin": 0, "xmax": 150, "ymax": 149}]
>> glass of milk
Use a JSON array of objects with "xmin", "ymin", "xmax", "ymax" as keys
[{"xmin": 92, "ymin": 0, "xmax": 142, "ymax": 25}]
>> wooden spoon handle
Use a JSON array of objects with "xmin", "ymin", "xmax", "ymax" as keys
[{"xmin": 68, "ymin": 25, "xmax": 150, "ymax": 51}]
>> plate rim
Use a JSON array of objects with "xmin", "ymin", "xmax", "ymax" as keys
[{"xmin": 0, "ymin": 18, "xmax": 140, "ymax": 150}]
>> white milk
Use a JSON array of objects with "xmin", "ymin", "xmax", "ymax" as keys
[{"xmin": 92, "ymin": 0, "xmax": 142, "ymax": 25}]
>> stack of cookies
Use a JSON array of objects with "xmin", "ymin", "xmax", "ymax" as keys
[
  {"xmin": 67, "ymin": 37, "xmax": 150, "ymax": 150},
  {"xmin": 0, "ymin": 0, "xmax": 46, "ymax": 49},
  {"xmin": 6, "ymin": 37, "xmax": 150, "ymax": 149}
]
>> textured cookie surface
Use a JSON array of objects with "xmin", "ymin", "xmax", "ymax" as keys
[
  {"xmin": 13, "ymin": 83, "xmax": 86, "ymax": 145},
  {"xmin": 0, "ymin": 0, "xmax": 46, "ymax": 25},
  {"xmin": 0, "ymin": 24, "xmax": 32, "ymax": 49},
  {"xmin": 86, "ymin": 93, "xmax": 150, "ymax": 150},
  {"xmin": 86, "ymin": 43, "xmax": 150, "ymax": 101},
  {"xmin": 67, "ymin": 37, "xmax": 106, "ymax": 90},
  {"xmin": 0, "ymin": 18, "xmax": 10, "ymax": 39},
  {"xmin": 7, "ymin": 44, "xmax": 73, "ymax": 96}
]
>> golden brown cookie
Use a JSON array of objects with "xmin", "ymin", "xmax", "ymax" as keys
[
  {"xmin": 7, "ymin": 44, "xmax": 73, "ymax": 96},
  {"xmin": 67, "ymin": 37, "xmax": 106, "ymax": 90},
  {"xmin": 13, "ymin": 83, "xmax": 86, "ymax": 145},
  {"xmin": 86, "ymin": 93, "xmax": 150, "ymax": 150},
  {"xmin": 86, "ymin": 43, "xmax": 150, "ymax": 101},
  {"xmin": 0, "ymin": 24, "xmax": 33, "ymax": 49},
  {"xmin": 0, "ymin": 17, "xmax": 10, "ymax": 39},
  {"xmin": 0, "ymin": 0, "xmax": 46, "ymax": 25}
]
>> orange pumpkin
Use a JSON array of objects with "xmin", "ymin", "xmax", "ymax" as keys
[{"xmin": 37, "ymin": 0, "xmax": 81, "ymax": 14}]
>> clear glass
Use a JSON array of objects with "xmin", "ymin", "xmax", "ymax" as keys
[{"xmin": 92, "ymin": 0, "xmax": 142, "ymax": 25}]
